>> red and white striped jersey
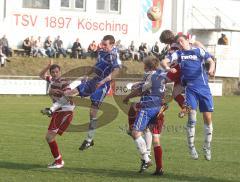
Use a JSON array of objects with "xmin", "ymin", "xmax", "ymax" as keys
[{"xmin": 46, "ymin": 76, "xmax": 75, "ymax": 111}]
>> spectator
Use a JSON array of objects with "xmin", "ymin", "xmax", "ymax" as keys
[
  {"xmin": 22, "ymin": 37, "xmax": 32, "ymax": 56},
  {"xmin": 139, "ymin": 42, "xmax": 147, "ymax": 61},
  {"xmin": 151, "ymin": 41, "xmax": 159, "ymax": 57},
  {"xmin": 44, "ymin": 36, "xmax": 56, "ymax": 58},
  {"xmin": 0, "ymin": 35, "xmax": 12, "ymax": 57},
  {"xmin": 129, "ymin": 41, "xmax": 135, "ymax": 52},
  {"xmin": 33, "ymin": 36, "xmax": 47, "ymax": 57},
  {"xmin": 54, "ymin": 35, "xmax": 67, "ymax": 58},
  {"xmin": 115, "ymin": 40, "xmax": 124, "ymax": 52},
  {"xmin": 128, "ymin": 41, "xmax": 135, "ymax": 60},
  {"xmin": 87, "ymin": 40, "xmax": 98, "ymax": 59},
  {"xmin": 0, "ymin": 46, "xmax": 10, "ymax": 67},
  {"xmin": 217, "ymin": 33, "xmax": 228, "ymax": 45},
  {"xmin": 30, "ymin": 36, "xmax": 35, "ymax": 56},
  {"xmin": 71, "ymin": 38, "xmax": 82, "ymax": 59}
]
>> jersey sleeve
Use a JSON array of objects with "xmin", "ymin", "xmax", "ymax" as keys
[{"xmin": 198, "ymin": 47, "xmax": 211, "ymax": 61}]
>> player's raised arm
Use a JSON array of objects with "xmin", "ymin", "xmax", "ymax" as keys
[{"xmin": 39, "ymin": 59, "xmax": 53, "ymax": 80}]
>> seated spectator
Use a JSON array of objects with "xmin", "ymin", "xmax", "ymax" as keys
[
  {"xmin": 0, "ymin": 35, "xmax": 12, "ymax": 57},
  {"xmin": 218, "ymin": 33, "xmax": 228, "ymax": 45},
  {"xmin": 54, "ymin": 35, "xmax": 67, "ymax": 58},
  {"xmin": 71, "ymin": 38, "xmax": 82, "ymax": 59},
  {"xmin": 22, "ymin": 37, "xmax": 32, "ymax": 56},
  {"xmin": 32, "ymin": 36, "xmax": 47, "ymax": 57},
  {"xmin": 128, "ymin": 41, "xmax": 137, "ymax": 60},
  {"xmin": 44, "ymin": 36, "xmax": 56, "ymax": 58},
  {"xmin": 30, "ymin": 36, "xmax": 35, "ymax": 56},
  {"xmin": 138, "ymin": 42, "xmax": 148, "ymax": 61},
  {"xmin": 87, "ymin": 40, "xmax": 98, "ymax": 59},
  {"xmin": 151, "ymin": 41, "xmax": 159, "ymax": 57}
]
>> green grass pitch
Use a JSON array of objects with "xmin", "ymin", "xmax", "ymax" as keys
[{"xmin": 0, "ymin": 95, "xmax": 239, "ymax": 182}]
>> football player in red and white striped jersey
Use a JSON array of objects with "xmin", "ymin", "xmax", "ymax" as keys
[{"xmin": 39, "ymin": 60, "xmax": 75, "ymax": 169}]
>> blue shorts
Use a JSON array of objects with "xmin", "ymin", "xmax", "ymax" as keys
[
  {"xmin": 77, "ymin": 79, "xmax": 110, "ymax": 106},
  {"xmin": 133, "ymin": 107, "xmax": 160, "ymax": 131},
  {"xmin": 186, "ymin": 86, "xmax": 214, "ymax": 112}
]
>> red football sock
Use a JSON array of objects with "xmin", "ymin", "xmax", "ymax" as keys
[
  {"xmin": 154, "ymin": 146, "xmax": 163, "ymax": 171},
  {"xmin": 48, "ymin": 140, "xmax": 61, "ymax": 162},
  {"xmin": 174, "ymin": 94, "xmax": 185, "ymax": 109}
]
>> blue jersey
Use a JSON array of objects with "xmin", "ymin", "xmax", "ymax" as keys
[
  {"xmin": 76, "ymin": 47, "xmax": 121, "ymax": 106},
  {"xmin": 94, "ymin": 47, "xmax": 121, "ymax": 81},
  {"xmin": 170, "ymin": 47, "xmax": 211, "ymax": 87},
  {"xmin": 140, "ymin": 69, "xmax": 167, "ymax": 108}
]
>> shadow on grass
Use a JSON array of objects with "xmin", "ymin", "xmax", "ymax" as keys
[{"xmin": 0, "ymin": 161, "xmax": 236, "ymax": 182}]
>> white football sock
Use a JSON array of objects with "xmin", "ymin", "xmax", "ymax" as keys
[
  {"xmin": 186, "ymin": 126, "xmax": 195, "ymax": 148},
  {"xmin": 134, "ymin": 136, "xmax": 150, "ymax": 162},
  {"xmin": 204, "ymin": 123, "xmax": 213, "ymax": 149},
  {"xmin": 187, "ymin": 110, "xmax": 197, "ymax": 148},
  {"xmin": 144, "ymin": 129, "xmax": 152, "ymax": 156}
]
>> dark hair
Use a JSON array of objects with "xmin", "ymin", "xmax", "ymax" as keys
[
  {"xmin": 159, "ymin": 30, "xmax": 175, "ymax": 44},
  {"xmin": 103, "ymin": 35, "xmax": 115, "ymax": 45},
  {"xmin": 174, "ymin": 34, "xmax": 188, "ymax": 42},
  {"xmin": 143, "ymin": 56, "xmax": 159, "ymax": 70},
  {"xmin": 49, "ymin": 64, "xmax": 61, "ymax": 72}
]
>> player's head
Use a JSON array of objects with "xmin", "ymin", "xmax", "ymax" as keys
[
  {"xmin": 49, "ymin": 64, "xmax": 61, "ymax": 79},
  {"xmin": 101, "ymin": 35, "xmax": 115, "ymax": 52},
  {"xmin": 175, "ymin": 34, "xmax": 190, "ymax": 50},
  {"xmin": 143, "ymin": 56, "xmax": 159, "ymax": 72},
  {"xmin": 159, "ymin": 30, "xmax": 175, "ymax": 44}
]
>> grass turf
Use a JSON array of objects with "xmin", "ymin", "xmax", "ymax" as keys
[{"xmin": 0, "ymin": 95, "xmax": 239, "ymax": 182}]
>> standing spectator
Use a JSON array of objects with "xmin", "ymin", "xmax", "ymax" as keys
[
  {"xmin": 44, "ymin": 36, "xmax": 56, "ymax": 58},
  {"xmin": 217, "ymin": 33, "xmax": 228, "ymax": 45},
  {"xmin": 22, "ymin": 37, "xmax": 32, "ymax": 56},
  {"xmin": 0, "ymin": 35, "xmax": 12, "ymax": 57},
  {"xmin": 71, "ymin": 38, "xmax": 82, "ymax": 59},
  {"xmin": 151, "ymin": 41, "xmax": 159, "ymax": 57},
  {"xmin": 54, "ymin": 36, "xmax": 67, "ymax": 58},
  {"xmin": 87, "ymin": 40, "xmax": 98, "ymax": 59}
]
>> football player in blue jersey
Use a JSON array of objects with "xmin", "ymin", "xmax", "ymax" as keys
[
  {"xmin": 162, "ymin": 34, "xmax": 215, "ymax": 161},
  {"xmin": 123, "ymin": 56, "xmax": 168, "ymax": 173},
  {"xmin": 65, "ymin": 35, "xmax": 121, "ymax": 150}
]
